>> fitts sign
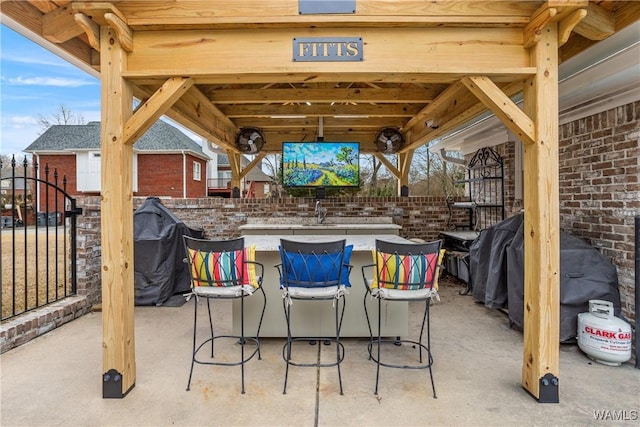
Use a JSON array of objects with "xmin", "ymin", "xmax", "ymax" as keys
[{"xmin": 293, "ymin": 37, "xmax": 363, "ymax": 62}]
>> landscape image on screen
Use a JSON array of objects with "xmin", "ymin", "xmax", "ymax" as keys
[{"xmin": 282, "ymin": 142, "xmax": 359, "ymax": 187}]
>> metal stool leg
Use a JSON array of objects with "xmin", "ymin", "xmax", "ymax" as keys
[
  {"xmin": 426, "ymin": 300, "xmax": 436, "ymax": 398},
  {"xmin": 186, "ymin": 297, "xmax": 198, "ymax": 391},
  {"xmin": 374, "ymin": 297, "xmax": 382, "ymax": 395},
  {"xmin": 335, "ymin": 295, "xmax": 344, "ymax": 395},
  {"xmin": 283, "ymin": 298, "xmax": 292, "ymax": 394}
]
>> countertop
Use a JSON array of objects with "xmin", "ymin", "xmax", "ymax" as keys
[{"xmin": 242, "ymin": 234, "xmax": 413, "ymax": 251}]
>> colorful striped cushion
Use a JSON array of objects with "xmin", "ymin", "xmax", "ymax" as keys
[
  {"xmin": 433, "ymin": 249, "xmax": 446, "ymax": 291},
  {"xmin": 371, "ymin": 249, "xmax": 438, "ymax": 290},
  {"xmin": 187, "ymin": 245, "xmax": 259, "ymax": 288}
]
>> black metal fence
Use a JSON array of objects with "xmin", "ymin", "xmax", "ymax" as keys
[{"xmin": 0, "ymin": 156, "xmax": 81, "ymax": 320}]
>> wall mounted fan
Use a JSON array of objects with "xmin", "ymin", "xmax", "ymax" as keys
[
  {"xmin": 235, "ymin": 128, "xmax": 265, "ymax": 154},
  {"xmin": 375, "ymin": 127, "xmax": 404, "ymax": 154}
]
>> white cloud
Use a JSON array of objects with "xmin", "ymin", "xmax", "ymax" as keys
[
  {"xmin": 9, "ymin": 115, "xmax": 38, "ymax": 127},
  {"xmin": 6, "ymin": 76, "xmax": 96, "ymax": 87},
  {"xmin": 0, "ymin": 53, "xmax": 71, "ymax": 68}
]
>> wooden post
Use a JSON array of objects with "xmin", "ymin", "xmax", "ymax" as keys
[
  {"xmin": 227, "ymin": 150, "xmax": 242, "ymax": 197},
  {"xmin": 100, "ymin": 25, "xmax": 136, "ymax": 398},
  {"xmin": 397, "ymin": 150, "xmax": 413, "ymax": 196},
  {"xmin": 521, "ymin": 22, "xmax": 560, "ymax": 403}
]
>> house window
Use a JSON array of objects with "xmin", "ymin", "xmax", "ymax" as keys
[{"xmin": 193, "ymin": 161, "xmax": 201, "ymax": 181}]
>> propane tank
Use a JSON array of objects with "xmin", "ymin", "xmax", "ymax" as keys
[{"xmin": 577, "ymin": 300, "xmax": 632, "ymax": 366}]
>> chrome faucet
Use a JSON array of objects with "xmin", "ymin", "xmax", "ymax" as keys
[{"xmin": 315, "ymin": 200, "xmax": 327, "ymax": 224}]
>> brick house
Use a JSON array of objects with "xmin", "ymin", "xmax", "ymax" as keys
[
  {"xmin": 203, "ymin": 145, "xmax": 274, "ymax": 198},
  {"xmin": 24, "ymin": 120, "xmax": 210, "ymax": 211}
]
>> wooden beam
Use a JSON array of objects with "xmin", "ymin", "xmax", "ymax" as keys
[
  {"xmin": 261, "ymin": 130, "xmax": 378, "ymax": 149},
  {"xmin": 80, "ymin": 0, "xmax": 540, "ymax": 28},
  {"xmin": 614, "ymin": 2, "xmax": 640, "ymax": 32},
  {"xmin": 123, "ymin": 77, "xmax": 194, "ymax": 145},
  {"xmin": 27, "ymin": 0, "xmax": 59, "ymax": 14},
  {"xmin": 232, "ymin": 116, "xmax": 406, "ymax": 130},
  {"xmin": 127, "ymin": 71, "xmax": 534, "ymax": 86},
  {"xmin": 461, "ymin": 76, "xmax": 535, "ymax": 145},
  {"xmin": 521, "ymin": 22, "xmax": 560, "ymax": 403},
  {"xmin": 239, "ymin": 152, "xmax": 267, "ymax": 180},
  {"xmin": 74, "ymin": 13, "xmax": 100, "ymax": 51},
  {"xmin": 574, "ymin": 2, "xmax": 615, "ymax": 40},
  {"xmin": 220, "ymin": 103, "xmax": 421, "ymax": 118},
  {"xmin": 126, "ymin": 28, "xmax": 531, "ymax": 77},
  {"xmin": 42, "ymin": 3, "xmax": 84, "ymax": 43},
  {"xmin": 104, "ymin": 12, "xmax": 133, "ymax": 52},
  {"xmin": 208, "ymin": 88, "xmax": 439, "ymax": 104},
  {"xmin": 99, "ymin": 24, "xmax": 136, "ymax": 399},
  {"xmin": 402, "ymin": 80, "xmax": 468, "ymax": 133},
  {"xmin": 373, "ymin": 153, "xmax": 400, "ymax": 179}
]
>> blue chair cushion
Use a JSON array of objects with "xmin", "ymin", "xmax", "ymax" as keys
[{"xmin": 279, "ymin": 244, "xmax": 353, "ymax": 288}]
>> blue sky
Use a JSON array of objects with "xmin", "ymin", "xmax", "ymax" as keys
[{"xmin": 0, "ymin": 25, "xmax": 102, "ymax": 156}]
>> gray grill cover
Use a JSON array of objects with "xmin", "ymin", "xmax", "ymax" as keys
[
  {"xmin": 470, "ymin": 213, "xmax": 621, "ymax": 342},
  {"xmin": 134, "ymin": 197, "xmax": 204, "ymax": 306}
]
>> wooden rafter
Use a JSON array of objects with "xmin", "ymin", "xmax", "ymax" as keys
[
  {"xmin": 123, "ymin": 77, "xmax": 194, "ymax": 146},
  {"xmin": 373, "ymin": 153, "xmax": 400, "ymax": 179},
  {"xmin": 239, "ymin": 152, "xmax": 267, "ymax": 180},
  {"xmin": 461, "ymin": 76, "xmax": 535, "ymax": 145}
]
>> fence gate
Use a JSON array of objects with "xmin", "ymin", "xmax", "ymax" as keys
[{"xmin": 1, "ymin": 156, "xmax": 82, "ymax": 321}]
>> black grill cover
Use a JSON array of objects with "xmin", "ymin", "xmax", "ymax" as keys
[
  {"xmin": 470, "ymin": 213, "xmax": 621, "ymax": 342},
  {"xmin": 134, "ymin": 197, "xmax": 204, "ymax": 306}
]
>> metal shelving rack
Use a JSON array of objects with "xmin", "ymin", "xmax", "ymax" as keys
[{"xmin": 447, "ymin": 146, "xmax": 505, "ymax": 232}]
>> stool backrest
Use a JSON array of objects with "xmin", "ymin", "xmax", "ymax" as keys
[
  {"xmin": 373, "ymin": 239, "xmax": 442, "ymax": 291},
  {"xmin": 183, "ymin": 236, "xmax": 258, "ymax": 288},
  {"xmin": 279, "ymin": 239, "xmax": 348, "ymax": 288}
]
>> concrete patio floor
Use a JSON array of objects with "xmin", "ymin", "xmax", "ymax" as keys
[{"xmin": 1, "ymin": 279, "xmax": 638, "ymax": 427}]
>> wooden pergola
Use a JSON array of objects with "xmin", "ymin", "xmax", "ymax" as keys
[{"xmin": 2, "ymin": 0, "xmax": 638, "ymax": 401}]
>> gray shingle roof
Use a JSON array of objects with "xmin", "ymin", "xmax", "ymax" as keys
[{"xmin": 24, "ymin": 121, "xmax": 207, "ymax": 157}]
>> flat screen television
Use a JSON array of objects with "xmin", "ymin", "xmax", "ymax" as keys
[{"xmin": 282, "ymin": 141, "xmax": 359, "ymax": 188}]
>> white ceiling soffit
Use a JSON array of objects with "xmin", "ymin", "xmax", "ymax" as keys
[{"xmin": 432, "ymin": 21, "xmax": 640, "ymax": 156}]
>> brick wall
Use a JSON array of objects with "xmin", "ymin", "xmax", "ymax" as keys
[
  {"xmin": 137, "ymin": 153, "xmax": 207, "ymax": 198},
  {"xmin": 75, "ymin": 195, "xmax": 453, "ymax": 306},
  {"xmin": 559, "ymin": 101, "xmax": 639, "ymax": 323},
  {"xmin": 0, "ymin": 296, "xmax": 90, "ymax": 354},
  {"xmin": 35, "ymin": 154, "xmax": 76, "ymax": 213}
]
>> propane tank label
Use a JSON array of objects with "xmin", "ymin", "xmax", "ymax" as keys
[{"xmin": 581, "ymin": 326, "xmax": 632, "ymax": 352}]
